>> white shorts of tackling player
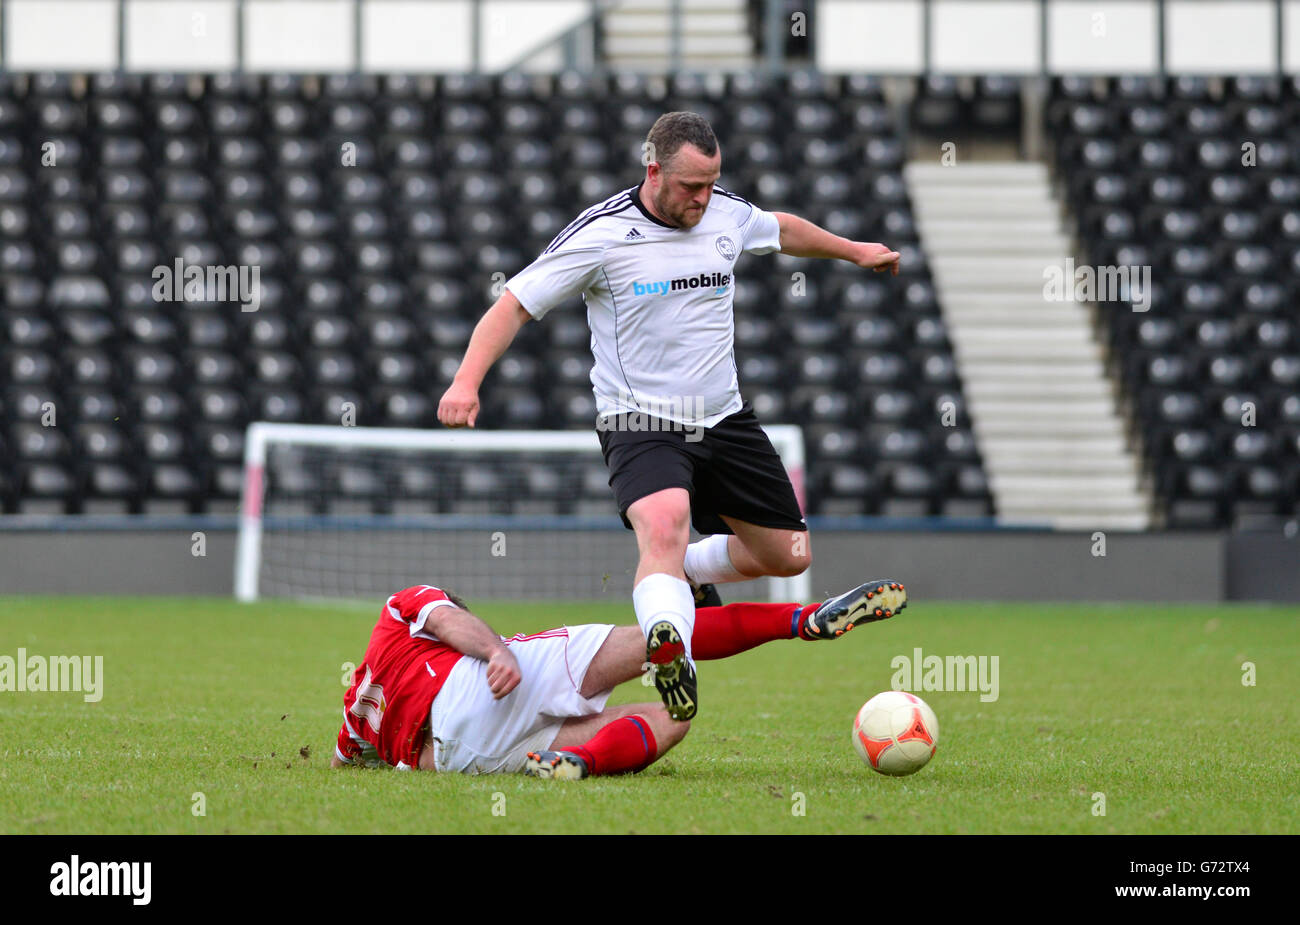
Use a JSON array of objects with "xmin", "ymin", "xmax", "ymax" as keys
[{"xmin": 428, "ymin": 623, "xmax": 617, "ymax": 773}]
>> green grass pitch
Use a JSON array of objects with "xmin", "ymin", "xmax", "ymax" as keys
[{"xmin": 0, "ymin": 595, "xmax": 1296, "ymax": 834}]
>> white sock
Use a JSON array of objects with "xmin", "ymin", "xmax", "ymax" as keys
[
  {"xmin": 683, "ymin": 534, "xmax": 746, "ymax": 585},
  {"xmin": 632, "ymin": 572, "xmax": 696, "ymax": 662}
]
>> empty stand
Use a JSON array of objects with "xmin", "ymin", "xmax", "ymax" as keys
[
  {"xmin": 0, "ymin": 71, "xmax": 989, "ymax": 520},
  {"xmin": 908, "ymin": 161, "xmax": 1152, "ymax": 530},
  {"xmin": 1050, "ymin": 75, "xmax": 1300, "ymax": 529}
]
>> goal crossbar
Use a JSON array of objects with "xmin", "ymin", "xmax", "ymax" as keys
[{"xmin": 235, "ymin": 422, "xmax": 809, "ymax": 603}]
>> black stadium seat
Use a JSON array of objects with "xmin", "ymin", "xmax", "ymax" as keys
[
  {"xmin": 0, "ymin": 71, "xmax": 987, "ymax": 518},
  {"xmin": 1055, "ymin": 76, "xmax": 1300, "ymax": 527}
]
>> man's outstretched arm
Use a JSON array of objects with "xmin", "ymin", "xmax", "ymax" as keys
[
  {"xmin": 437, "ymin": 289, "xmax": 533, "ymax": 428},
  {"xmin": 772, "ymin": 211, "xmax": 901, "ymax": 275}
]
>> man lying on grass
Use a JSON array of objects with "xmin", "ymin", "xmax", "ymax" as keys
[{"xmin": 331, "ymin": 579, "xmax": 907, "ymax": 779}]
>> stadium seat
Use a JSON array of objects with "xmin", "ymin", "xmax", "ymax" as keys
[
  {"xmin": 0, "ymin": 71, "xmax": 985, "ymax": 519},
  {"xmin": 1057, "ymin": 75, "xmax": 1300, "ymax": 527}
]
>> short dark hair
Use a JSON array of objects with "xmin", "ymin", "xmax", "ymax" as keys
[
  {"xmin": 645, "ymin": 111, "xmax": 718, "ymax": 170},
  {"xmin": 442, "ymin": 589, "xmax": 469, "ymax": 611}
]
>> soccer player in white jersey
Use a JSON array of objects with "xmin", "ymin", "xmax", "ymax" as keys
[
  {"xmin": 332, "ymin": 579, "xmax": 906, "ymax": 778},
  {"xmin": 438, "ymin": 112, "xmax": 903, "ymax": 723}
]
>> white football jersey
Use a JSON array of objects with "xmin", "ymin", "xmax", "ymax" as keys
[{"xmin": 505, "ymin": 182, "xmax": 782, "ymax": 428}]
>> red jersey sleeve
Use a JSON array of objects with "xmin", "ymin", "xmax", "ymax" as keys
[
  {"xmin": 384, "ymin": 585, "xmax": 459, "ymax": 639},
  {"xmin": 335, "ymin": 720, "xmax": 364, "ymax": 764}
]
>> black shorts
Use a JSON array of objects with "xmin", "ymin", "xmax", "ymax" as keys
[{"xmin": 596, "ymin": 401, "xmax": 807, "ymax": 536}]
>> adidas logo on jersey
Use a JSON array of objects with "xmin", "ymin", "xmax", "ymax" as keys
[{"xmin": 625, "ymin": 227, "xmax": 645, "ymax": 241}]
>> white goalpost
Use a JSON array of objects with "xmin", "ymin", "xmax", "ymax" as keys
[{"xmin": 234, "ymin": 422, "xmax": 810, "ymax": 604}]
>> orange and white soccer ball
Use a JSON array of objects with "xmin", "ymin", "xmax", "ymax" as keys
[{"xmin": 852, "ymin": 691, "xmax": 940, "ymax": 776}]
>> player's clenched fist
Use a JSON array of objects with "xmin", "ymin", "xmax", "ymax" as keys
[
  {"xmin": 485, "ymin": 648, "xmax": 521, "ymax": 699},
  {"xmin": 438, "ymin": 380, "xmax": 480, "ymax": 428},
  {"xmin": 855, "ymin": 242, "xmax": 902, "ymax": 276}
]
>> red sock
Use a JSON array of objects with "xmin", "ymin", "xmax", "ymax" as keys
[
  {"xmin": 565, "ymin": 715, "xmax": 659, "ymax": 776},
  {"xmin": 795, "ymin": 602, "xmax": 825, "ymax": 640},
  {"xmin": 691, "ymin": 601, "xmax": 807, "ymax": 659}
]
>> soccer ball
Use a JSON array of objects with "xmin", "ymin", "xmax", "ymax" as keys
[{"xmin": 852, "ymin": 691, "xmax": 940, "ymax": 776}]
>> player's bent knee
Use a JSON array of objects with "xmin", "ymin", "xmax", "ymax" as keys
[
  {"xmin": 635, "ymin": 522, "xmax": 691, "ymax": 566},
  {"xmin": 763, "ymin": 549, "xmax": 811, "ymax": 578},
  {"xmin": 643, "ymin": 526, "xmax": 689, "ymax": 557},
  {"xmin": 637, "ymin": 706, "xmax": 690, "ymax": 753},
  {"xmin": 745, "ymin": 531, "xmax": 811, "ymax": 577},
  {"xmin": 629, "ymin": 495, "xmax": 690, "ymax": 537},
  {"xmin": 785, "ymin": 535, "xmax": 813, "ymax": 575},
  {"xmin": 664, "ymin": 722, "xmax": 690, "ymax": 753},
  {"xmin": 635, "ymin": 510, "xmax": 689, "ymax": 541}
]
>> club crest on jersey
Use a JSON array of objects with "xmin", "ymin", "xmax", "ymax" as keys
[{"xmin": 715, "ymin": 235, "xmax": 737, "ymax": 261}]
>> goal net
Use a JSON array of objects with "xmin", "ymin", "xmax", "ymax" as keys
[{"xmin": 234, "ymin": 423, "xmax": 809, "ymax": 605}]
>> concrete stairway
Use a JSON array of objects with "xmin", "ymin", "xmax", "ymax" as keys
[
  {"xmin": 904, "ymin": 161, "xmax": 1152, "ymax": 530},
  {"xmin": 602, "ymin": 0, "xmax": 753, "ymax": 70}
]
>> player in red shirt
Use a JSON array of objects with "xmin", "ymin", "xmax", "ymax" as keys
[{"xmin": 333, "ymin": 577, "xmax": 906, "ymax": 778}]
